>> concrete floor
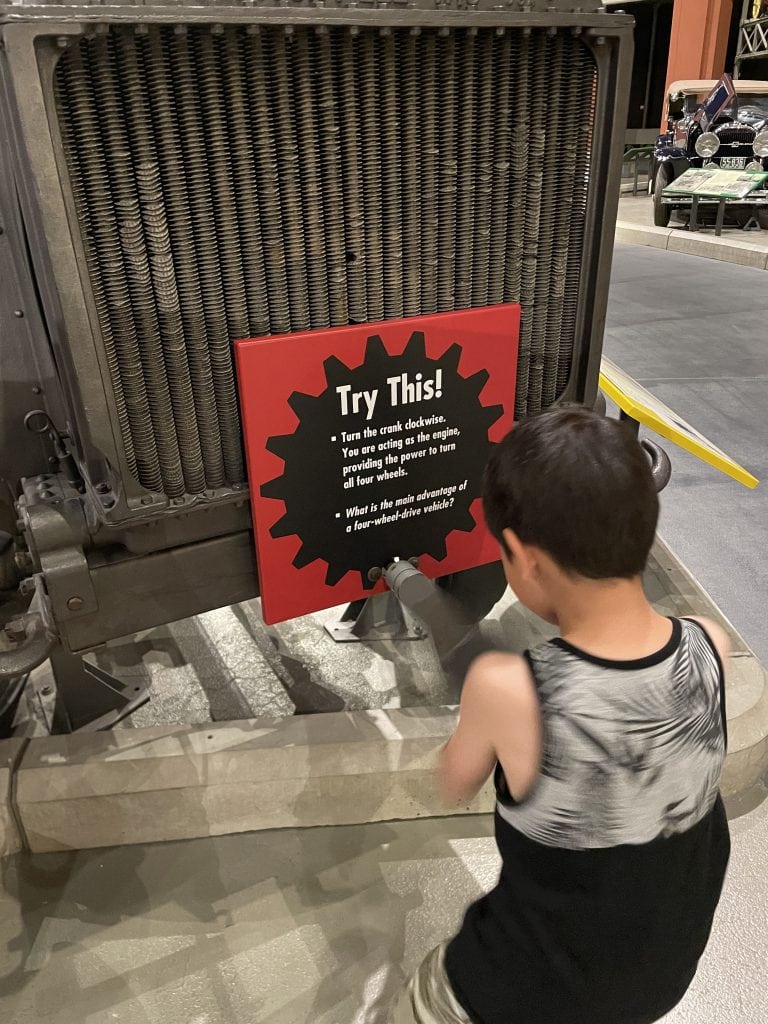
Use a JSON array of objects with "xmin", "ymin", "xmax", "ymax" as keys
[
  {"xmin": 605, "ymin": 243, "xmax": 768, "ymax": 665},
  {"xmin": 1, "ymin": 790, "xmax": 766, "ymax": 1024}
]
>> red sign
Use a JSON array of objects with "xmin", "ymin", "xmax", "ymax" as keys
[{"xmin": 235, "ymin": 306, "xmax": 519, "ymax": 624}]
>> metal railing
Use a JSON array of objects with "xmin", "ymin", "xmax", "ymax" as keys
[{"xmin": 735, "ymin": 0, "xmax": 768, "ymax": 77}]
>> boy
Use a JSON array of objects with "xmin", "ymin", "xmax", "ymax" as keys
[{"xmin": 389, "ymin": 406, "xmax": 731, "ymax": 1024}]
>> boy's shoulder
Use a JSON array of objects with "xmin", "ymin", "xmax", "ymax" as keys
[
  {"xmin": 463, "ymin": 651, "xmax": 538, "ymax": 715},
  {"xmin": 680, "ymin": 615, "xmax": 731, "ymax": 664}
]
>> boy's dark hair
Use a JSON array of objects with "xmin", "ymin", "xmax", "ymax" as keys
[{"xmin": 483, "ymin": 406, "xmax": 659, "ymax": 579}]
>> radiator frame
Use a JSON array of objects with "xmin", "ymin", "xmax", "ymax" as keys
[
  {"xmin": 1, "ymin": 6, "xmax": 633, "ymax": 515},
  {"xmin": 0, "ymin": 3, "xmax": 634, "ymax": 651}
]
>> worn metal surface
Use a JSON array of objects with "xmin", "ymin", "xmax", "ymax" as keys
[
  {"xmin": 0, "ymin": 6, "xmax": 633, "ymax": 516},
  {"xmin": 49, "ymin": 21, "xmax": 604, "ymax": 499}
]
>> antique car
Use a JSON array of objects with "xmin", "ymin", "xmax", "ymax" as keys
[{"xmin": 652, "ymin": 78, "xmax": 768, "ymax": 227}]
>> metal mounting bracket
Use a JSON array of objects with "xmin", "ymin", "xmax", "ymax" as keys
[
  {"xmin": 324, "ymin": 592, "xmax": 427, "ymax": 643},
  {"xmin": 33, "ymin": 646, "xmax": 150, "ymax": 733}
]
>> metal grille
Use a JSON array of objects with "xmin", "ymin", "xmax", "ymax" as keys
[
  {"xmin": 54, "ymin": 24, "xmax": 597, "ymax": 499},
  {"xmin": 714, "ymin": 125, "xmax": 756, "ymax": 147}
]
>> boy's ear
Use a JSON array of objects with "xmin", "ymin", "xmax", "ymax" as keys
[{"xmin": 502, "ymin": 528, "xmax": 534, "ymax": 574}]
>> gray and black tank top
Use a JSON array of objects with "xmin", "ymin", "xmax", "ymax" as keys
[{"xmin": 446, "ymin": 617, "xmax": 731, "ymax": 1024}]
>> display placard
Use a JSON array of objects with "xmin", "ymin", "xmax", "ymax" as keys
[
  {"xmin": 235, "ymin": 306, "xmax": 519, "ymax": 623},
  {"xmin": 663, "ymin": 167, "xmax": 768, "ymax": 199}
]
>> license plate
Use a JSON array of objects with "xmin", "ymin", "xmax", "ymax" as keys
[{"xmin": 720, "ymin": 157, "xmax": 747, "ymax": 169}]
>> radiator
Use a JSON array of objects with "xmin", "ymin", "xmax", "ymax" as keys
[{"xmin": 52, "ymin": 23, "xmax": 597, "ymax": 500}]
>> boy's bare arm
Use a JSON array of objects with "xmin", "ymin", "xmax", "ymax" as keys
[{"xmin": 439, "ymin": 652, "xmax": 542, "ymax": 806}]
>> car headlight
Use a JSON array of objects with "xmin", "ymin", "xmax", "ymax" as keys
[
  {"xmin": 753, "ymin": 130, "xmax": 768, "ymax": 157},
  {"xmin": 695, "ymin": 132, "xmax": 720, "ymax": 158}
]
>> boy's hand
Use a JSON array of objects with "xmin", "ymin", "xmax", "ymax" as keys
[{"xmin": 438, "ymin": 652, "xmax": 542, "ymax": 807}]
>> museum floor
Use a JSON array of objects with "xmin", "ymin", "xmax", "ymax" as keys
[{"xmin": 3, "ymin": 242, "xmax": 768, "ymax": 1023}]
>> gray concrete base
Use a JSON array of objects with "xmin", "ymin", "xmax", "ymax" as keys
[
  {"xmin": 14, "ymin": 709, "xmax": 493, "ymax": 853},
  {"xmin": 4, "ymin": 538, "xmax": 768, "ymax": 854},
  {"xmin": 616, "ymin": 196, "xmax": 768, "ymax": 269}
]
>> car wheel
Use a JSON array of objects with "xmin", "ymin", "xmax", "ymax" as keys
[{"xmin": 653, "ymin": 163, "xmax": 673, "ymax": 227}]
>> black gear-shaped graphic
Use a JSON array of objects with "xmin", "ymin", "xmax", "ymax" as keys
[{"xmin": 261, "ymin": 331, "xmax": 503, "ymax": 589}]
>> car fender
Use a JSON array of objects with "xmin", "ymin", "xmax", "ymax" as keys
[{"xmin": 651, "ymin": 156, "xmax": 690, "ymax": 193}]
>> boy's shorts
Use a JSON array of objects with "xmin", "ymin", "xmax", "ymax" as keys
[{"xmin": 387, "ymin": 944, "xmax": 471, "ymax": 1024}]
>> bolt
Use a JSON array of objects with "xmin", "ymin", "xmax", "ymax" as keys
[
  {"xmin": 95, "ymin": 482, "xmax": 110, "ymax": 494},
  {"xmin": 595, "ymin": 35, "xmax": 606, "ymax": 45},
  {"xmin": 56, "ymin": 36, "xmax": 69, "ymax": 49},
  {"xmin": 66, "ymin": 595, "xmax": 84, "ymax": 612},
  {"xmin": 13, "ymin": 310, "xmax": 24, "ymax": 318},
  {"xmin": 413, "ymin": 624, "xmax": 424, "ymax": 636},
  {"xmin": 32, "ymin": 384, "xmax": 42, "ymax": 395},
  {"xmin": 141, "ymin": 495, "xmax": 153, "ymax": 505},
  {"xmin": 5, "ymin": 618, "xmax": 25, "ymax": 642},
  {"xmin": 367, "ymin": 566, "xmax": 383, "ymax": 583}
]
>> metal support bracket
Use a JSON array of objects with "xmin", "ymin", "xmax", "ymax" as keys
[
  {"xmin": 35, "ymin": 646, "xmax": 150, "ymax": 733},
  {"xmin": 324, "ymin": 591, "xmax": 426, "ymax": 643},
  {"xmin": 19, "ymin": 475, "xmax": 97, "ymax": 624}
]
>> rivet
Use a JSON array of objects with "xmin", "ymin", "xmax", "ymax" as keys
[
  {"xmin": 67, "ymin": 596, "xmax": 84, "ymax": 612},
  {"xmin": 31, "ymin": 384, "xmax": 42, "ymax": 395},
  {"xmin": 13, "ymin": 310, "xmax": 24, "ymax": 318}
]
